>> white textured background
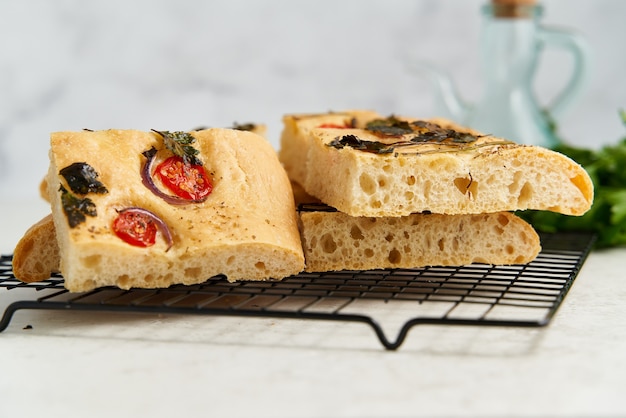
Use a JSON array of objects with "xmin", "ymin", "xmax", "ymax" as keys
[{"xmin": 1, "ymin": 0, "xmax": 624, "ymax": 199}]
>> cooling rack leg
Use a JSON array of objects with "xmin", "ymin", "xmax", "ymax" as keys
[
  {"xmin": 375, "ymin": 321, "xmax": 428, "ymax": 350},
  {"xmin": 0, "ymin": 301, "xmax": 57, "ymax": 332},
  {"xmin": 0, "ymin": 302, "xmax": 24, "ymax": 333},
  {"xmin": 366, "ymin": 318, "xmax": 409, "ymax": 351}
]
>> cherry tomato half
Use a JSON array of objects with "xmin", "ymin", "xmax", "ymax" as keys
[
  {"xmin": 113, "ymin": 210, "xmax": 158, "ymax": 248},
  {"xmin": 155, "ymin": 156, "xmax": 212, "ymax": 201}
]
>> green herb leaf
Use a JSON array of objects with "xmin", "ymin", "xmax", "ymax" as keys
[
  {"xmin": 231, "ymin": 122, "xmax": 257, "ymax": 132},
  {"xmin": 59, "ymin": 162, "xmax": 108, "ymax": 195},
  {"xmin": 328, "ymin": 134, "xmax": 395, "ymax": 154},
  {"xmin": 152, "ymin": 129, "xmax": 203, "ymax": 166},
  {"xmin": 60, "ymin": 185, "xmax": 97, "ymax": 228},
  {"xmin": 411, "ymin": 121, "xmax": 479, "ymax": 144},
  {"xmin": 366, "ymin": 116, "xmax": 414, "ymax": 137}
]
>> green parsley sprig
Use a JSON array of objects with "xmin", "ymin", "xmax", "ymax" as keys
[{"xmin": 519, "ymin": 110, "xmax": 626, "ymax": 248}]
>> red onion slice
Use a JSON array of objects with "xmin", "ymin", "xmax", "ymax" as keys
[
  {"xmin": 117, "ymin": 207, "xmax": 174, "ymax": 252},
  {"xmin": 141, "ymin": 147, "xmax": 207, "ymax": 205}
]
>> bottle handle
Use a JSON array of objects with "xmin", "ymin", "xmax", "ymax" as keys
[{"xmin": 537, "ymin": 26, "xmax": 590, "ymax": 119}]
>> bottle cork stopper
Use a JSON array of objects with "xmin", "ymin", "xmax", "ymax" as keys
[
  {"xmin": 492, "ymin": 0, "xmax": 538, "ymax": 17},
  {"xmin": 493, "ymin": 0, "xmax": 536, "ymax": 4}
]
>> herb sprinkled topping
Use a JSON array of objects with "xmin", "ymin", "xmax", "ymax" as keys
[
  {"xmin": 410, "ymin": 120, "xmax": 479, "ymax": 144},
  {"xmin": 328, "ymin": 135, "xmax": 395, "ymax": 154},
  {"xmin": 60, "ymin": 185, "xmax": 97, "ymax": 228},
  {"xmin": 151, "ymin": 129, "xmax": 202, "ymax": 166},
  {"xmin": 365, "ymin": 116, "xmax": 414, "ymax": 137},
  {"xmin": 328, "ymin": 116, "xmax": 488, "ymax": 154},
  {"xmin": 60, "ymin": 162, "xmax": 108, "ymax": 195}
]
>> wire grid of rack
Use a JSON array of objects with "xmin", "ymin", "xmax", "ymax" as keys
[{"xmin": 0, "ymin": 232, "xmax": 594, "ymax": 350}]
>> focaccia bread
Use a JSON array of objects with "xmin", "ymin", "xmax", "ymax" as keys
[
  {"xmin": 298, "ymin": 204, "xmax": 541, "ymax": 272},
  {"xmin": 278, "ymin": 110, "xmax": 381, "ymax": 186},
  {"xmin": 12, "ymin": 214, "xmax": 60, "ymax": 282},
  {"xmin": 291, "ymin": 116, "xmax": 593, "ymax": 217},
  {"xmin": 46, "ymin": 128, "xmax": 304, "ymax": 292}
]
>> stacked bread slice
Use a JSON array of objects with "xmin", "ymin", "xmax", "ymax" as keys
[{"xmin": 279, "ymin": 111, "xmax": 593, "ymax": 272}]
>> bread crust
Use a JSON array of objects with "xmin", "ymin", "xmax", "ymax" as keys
[
  {"xmin": 13, "ymin": 214, "xmax": 60, "ymax": 282},
  {"xmin": 46, "ymin": 128, "xmax": 304, "ymax": 292},
  {"xmin": 291, "ymin": 117, "xmax": 593, "ymax": 217}
]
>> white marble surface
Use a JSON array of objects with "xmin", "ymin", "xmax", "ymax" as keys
[
  {"xmin": 1, "ymin": 2, "xmax": 626, "ymax": 417},
  {"xmin": 0, "ymin": 0, "xmax": 625, "ymax": 199}
]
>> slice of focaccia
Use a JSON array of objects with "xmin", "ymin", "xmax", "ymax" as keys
[
  {"xmin": 287, "ymin": 116, "xmax": 593, "ymax": 217},
  {"xmin": 46, "ymin": 128, "xmax": 304, "ymax": 292},
  {"xmin": 297, "ymin": 203, "xmax": 541, "ymax": 272},
  {"xmin": 278, "ymin": 110, "xmax": 381, "ymax": 186},
  {"xmin": 12, "ymin": 214, "xmax": 60, "ymax": 282}
]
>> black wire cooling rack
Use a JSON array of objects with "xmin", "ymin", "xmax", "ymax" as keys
[{"xmin": 0, "ymin": 232, "xmax": 594, "ymax": 350}]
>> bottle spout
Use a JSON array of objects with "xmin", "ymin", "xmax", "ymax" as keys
[{"xmin": 410, "ymin": 61, "xmax": 470, "ymax": 123}]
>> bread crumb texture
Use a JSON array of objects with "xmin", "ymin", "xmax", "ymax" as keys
[{"xmin": 299, "ymin": 211, "xmax": 541, "ymax": 272}]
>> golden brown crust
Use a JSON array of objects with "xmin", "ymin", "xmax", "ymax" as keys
[
  {"xmin": 13, "ymin": 215, "xmax": 60, "ymax": 282},
  {"xmin": 39, "ymin": 177, "xmax": 50, "ymax": 202}
]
